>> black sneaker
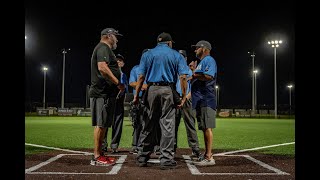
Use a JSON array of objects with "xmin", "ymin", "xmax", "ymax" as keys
[
  {"xmin": 191, "ymin": 150, "xmax": 203, "ymax": 159},
  {"xmin": 136, "ymin": 156, "xmax": 149, "ymax": 167},
  {"xmin": 111, "ymin": 148, "xmax": 119, "ymax": 154},
  {"xmin": 155, "ymin": 149, "xmax": 161, "ymax": 155},
  {"xmin": 160, "ymin": 160, "xmax": 177, "ymax": 170},
  {"xmin": 102, "ymin": 146, "xmax": 108, "ymax": 153},
  {"xmin": 130, "ymin": 149, "xmax": 138, "ymax": 154}
]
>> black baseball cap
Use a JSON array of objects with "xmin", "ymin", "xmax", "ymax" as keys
[
  {"xmin": 101, "ymin": 28, "xmax": 123, "ymax": 36},
  {"xmin": 191, "ymin": 40, "xmax": 212, "ymax": 50},
  {"xmin": 157, "ymin": 32, "xmax": 175, "ymax": 43},
  {"xmin": 178, "ymin": 50, "xmax": 187, "ymax": 57},
  {"xmin": 116, "ymin": 54, "xmax": 125, "ymax": 61}
]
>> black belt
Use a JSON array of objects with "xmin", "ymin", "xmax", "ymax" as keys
[{"xmin": 148, "ymin": 82, "xmax": 173, "ymax": 86}]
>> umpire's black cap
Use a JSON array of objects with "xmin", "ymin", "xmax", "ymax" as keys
[
  {"xmin": 116, "ymin": 54, "xmax": 125, "ymax": 61},
  {"xmin": 178, "ymin": 50, "xmax": 187, "ymax": 57},
  {"xmin": 157, "ymin": 32, "xmax": 175, "ymax": 43},
  {"xmin": 101, "ymin": 28, "xmax": 123, "ymax": 36}
]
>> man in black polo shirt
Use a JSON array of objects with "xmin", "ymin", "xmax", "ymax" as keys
[{"xmin": 89, "ymin": 27, "xmax": 125, "ymax": 165}]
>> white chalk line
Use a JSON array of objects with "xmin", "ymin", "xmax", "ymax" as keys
[
  {"xmin": 215, "ymin": 142, "xmax": 295, "ymax": 155},
  {"xmin": 25, "ymin": 143, "xmax": 92, "ymax": 155},
  {"xmin": 26, "ymin": 153, "xmax": 127, "ymax": 175},
  {"xmin": 26, "ymin": 142, "xmax": 293, "ymax": 176},
  {"xmin": 183, "ymin": 154, "xmax": 290, "ymax": 176}
]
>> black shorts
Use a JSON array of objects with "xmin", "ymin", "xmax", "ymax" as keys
[{"xmin": 90, "ymin": 97, "xmax": 116, "ymax": 128}]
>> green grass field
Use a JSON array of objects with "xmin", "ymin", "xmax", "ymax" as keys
[{"xmin": 25, "ymin": 116, "xmax": 295, "ymax": 156}]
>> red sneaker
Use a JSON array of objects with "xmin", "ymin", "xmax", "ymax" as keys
[
  {"xmin": 105, "ymin": 156, "xmax": 116, "ymax": 163},
  {"xmin": 93, "ymin": 156, "xmax": 116, "ymax": 166}
]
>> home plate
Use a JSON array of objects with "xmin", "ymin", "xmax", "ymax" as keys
[{"xmin": 147, "ymin": 159, "xmax": 160, "ymax": 164}]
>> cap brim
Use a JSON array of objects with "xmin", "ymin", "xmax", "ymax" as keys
[{"xmin": 103, "ymin": 32, "xmax": 123, "ymax": 36}]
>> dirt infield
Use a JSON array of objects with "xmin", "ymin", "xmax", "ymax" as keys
[{"xmin": 25, "ymin": 148, "xmax": 295, "ymax": 180}]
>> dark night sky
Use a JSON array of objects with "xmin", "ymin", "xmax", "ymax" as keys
[{"xmin": 25, "ymin": 1, "xmax": 295, "ymax": 109}]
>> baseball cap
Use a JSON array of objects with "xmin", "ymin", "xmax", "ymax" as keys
[
  {"xmin": 101, "ymin": 28, "xmax": 123, "ymax": 36},
  {"xmin": 191, "ymin": 40, "xmax": 212, "ymax": 50},
  {"xmin": 116, "ymin": 54, "xmax": 125, "ymax": 61},
  {"xmin": 178, "ymin": 50, "xmax": 187, "ymax": 57},
  {"xmin": 157, "ymin": 32, "xmax": 175, "ymax": 43}
]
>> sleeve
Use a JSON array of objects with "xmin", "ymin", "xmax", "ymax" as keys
[
  {"xmin": 122, "ymin": 73, "xmax": 129, "ymax": 93},
  {"xmin": 177, "ymin": 54, "xmax": 189, "ymax": 76},
  {"xmin": 96, "ymin": 46, "xmax": 111, "ymax": 63},
  {"xmin": 202, "ymin": 58, "xmax": 216, "ymax": 77},
  {"xmin": 137, "ymin": 53, "xmax": 148, "ymax": 77},
  {"xmin": 129, "ymin": 66, "xmax": 138, "ymax": 84}
]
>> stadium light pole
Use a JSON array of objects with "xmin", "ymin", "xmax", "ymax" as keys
[
  {"xmin": 287, "ymin": 84, "xmax": 293, "ymax": 116},
  {"xmin": 61, "ymin": 48, "xmax": 71, "ymax": 108},
  {"xmin": 42, "ymin": 66, "xmax": 48, "ymax": 109},
  {"xmin": 268, "ymin": 40, "xmax": 282, "ymax": 119},
  {"xmin": 248, "ymin": 51, "xmax": 255, "ymax": 115},
  {"xmin": 253, "ymin": 70, "xmax": 259, "ymax": 114},
  {"xmin": 215, "ymin": 85, "xmax": 219, "ymax": 107}
]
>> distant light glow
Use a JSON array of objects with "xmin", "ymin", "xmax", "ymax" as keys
[
  {"xmin": 268, "ymin": 39, "xmax": 282, "ymax": 48},
  {"xmin": 287, "ymin": 85, "xmax": 293, "ymax": 88},
  {"xmin": 25, "ymin": 35, "xmax": 27, "ymax": 40},
  {"xmin": 43, "ymin": 67, "xmax": 48, "ymax": 71},
  {"xmin": 215, "ymin": 85, "xmax": 219, "ymax": 89},
  {"xmin": 253, "ymin": 70, "xmax": 258, "ymax": 74}
]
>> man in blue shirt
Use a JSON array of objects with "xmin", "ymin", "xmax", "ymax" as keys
[
  {"xmin": 133, "ymin": 32, "xmax": 189, "ymax": 170},
  {"xmin": 128, "ymin": 49, "xmax": 149, "ymax": 154},
  {"xmin": 102, "ymin": 54, "xmax": 128, "ymax": 153},
  {"xmin": 174, "ymin": 50, "xmax": 202, "ymax": 159},
  {"xmin": 190, "ymin": 40, "xmax": 217, "ymax": 166}
]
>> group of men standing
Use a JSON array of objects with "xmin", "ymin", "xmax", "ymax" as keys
[{"xmin": 88, "ymin": 28, "xmax": 218, "ymax": 170}]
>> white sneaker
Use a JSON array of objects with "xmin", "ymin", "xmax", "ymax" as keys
[{"xmin": 193, "ymin": 155, "xmax": 215, "ymax": 166}]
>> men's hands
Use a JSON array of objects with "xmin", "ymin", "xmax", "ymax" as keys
[
  {"xmin": 177, "ymin": 97, "xmax": 186, "ymax": 109},
  {"xmin": 141, "ymin": 84, "xmax": 148, "ymax": 91},
  {"xmin": 132, "ymin": 95, "xmax": 139, "ymax": 105},
  {"xmin": 117, "ymin": 83, "xmax": 125, "ymax": 90},
  {"xmin": 189, "ymin": 60, "xmax": 197, "ymax": 71}
]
